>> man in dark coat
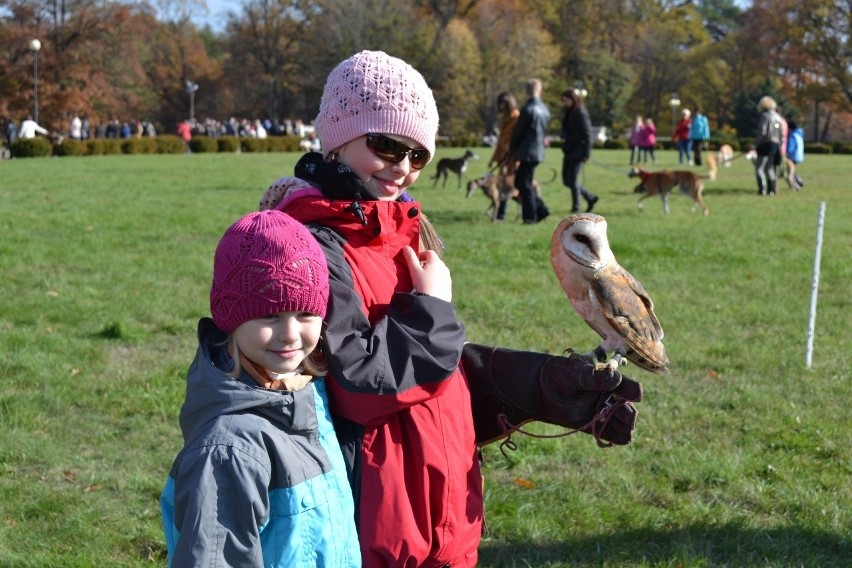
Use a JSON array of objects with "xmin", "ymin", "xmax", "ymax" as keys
[{"xmin": 509, "ymin": 78, "xmax": 551, "ymax": 224}]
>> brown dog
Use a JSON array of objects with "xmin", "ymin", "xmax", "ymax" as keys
[
  {"xmin": 466, "ymin": 173, "xmax": 515, "ymax": 221},
  {"xmin": 629, "ymin": 154, "xmax": 717, "ymax": 216},
  {"xmin": 466, "ymin": 168, "xmax": 556, "ymax": 221}
]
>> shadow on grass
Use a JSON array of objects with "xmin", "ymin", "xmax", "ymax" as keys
[
  {"xmin": 478, "ymin": 523, "xmax": 851, "ymax": 567},
  {"xmin": 703, "ymin": 186, "xmax": 759, "ymax": 195}
]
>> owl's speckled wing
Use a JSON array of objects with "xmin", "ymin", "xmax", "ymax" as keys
[{"xmin": 591, "ymin": 264, "xmax": 669, "ymax": 374}]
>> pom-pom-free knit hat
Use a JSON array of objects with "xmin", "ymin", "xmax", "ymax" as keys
[
  {"xmin": 210, "ymin": 210, "xmax": 329, "ymax": 333},
  {"xmin": 314, "ymin": 50, "xmax": 439, "ymax": 160}
]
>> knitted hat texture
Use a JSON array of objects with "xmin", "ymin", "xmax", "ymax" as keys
[
  {"xmin": 210, "ymin": 210, "xmax": 329, "ymax": 333},
  {"xmin": 314, "ymin": 50, "xmax": 439, "ymax": 160}
]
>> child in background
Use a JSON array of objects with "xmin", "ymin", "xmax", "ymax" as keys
[
  {"xmin": 785, "ymin": 118, "xmax": 805, "ymax": 190},
  {"xmin": 673, "ymin": 108, "xmax": 692, "ymax": 165},
  {"xmin": 260, "ymin": 50, "xmax": 642, "ymax": 567},
  {"xmin": 629, "ymin": 115, "xmax": 643, "ymax": 165},
  {"xmin": 641, "ymin": 117, "xmax": 657, "ymax": 164},
  {"xmin": 160, "ymin": 210, "xmax": 360, "ymax": 567}
]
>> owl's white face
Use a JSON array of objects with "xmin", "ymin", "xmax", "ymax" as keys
[{"xmin": 557, "ymin": 214, "xmax": 615, "ymax": 270}]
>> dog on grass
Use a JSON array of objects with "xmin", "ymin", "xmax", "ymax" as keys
[
  {"xmin": 717, "ymin": 143, "xmax": 734, "ymax": 167},
  {"xmin": 466, "ymin": 168, "xmax": 556, "ymax": 222},
  {"xmin": 628, "ymin": 154, "xmax": 717, "ymax": 216},
  {"xmin": 432, "ymin": 149, "xmax": 478, "ymax": 189},
  {"xmin": 466, "ymin": 172, "xmax": 515, "ymax": 221}
]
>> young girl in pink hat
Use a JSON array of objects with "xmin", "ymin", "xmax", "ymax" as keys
[{"xmin": 160, "ymin": 210, "xmax": 360, "ymax": 567}]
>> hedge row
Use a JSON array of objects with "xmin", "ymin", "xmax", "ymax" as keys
[{"xmin": 9, "ymin": 135, "xmax": 305, "ymax": 158}]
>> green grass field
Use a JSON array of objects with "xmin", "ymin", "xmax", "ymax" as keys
[{"xmin": 1, "ymin": 148, "xmax": 850, "ymax": 567}]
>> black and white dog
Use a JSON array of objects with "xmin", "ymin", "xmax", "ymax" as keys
[{"xmin": 432, "ymin": 149, "xmax": 478, "ymax": 189}]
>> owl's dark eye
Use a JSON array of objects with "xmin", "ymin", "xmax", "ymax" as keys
[{"xmin": 574, "ymin": 234, "xmax": 591, "ymax": 245}]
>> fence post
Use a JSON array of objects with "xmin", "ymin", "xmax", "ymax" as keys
[{"xmin": 805, "ymin": 201, "xmax": 826, "ymax": 369}]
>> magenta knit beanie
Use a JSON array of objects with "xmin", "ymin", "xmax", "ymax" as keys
[
  {"xmin": 210, "ymin": 210, "xmax": 329, "ymax": 333},
  {"xmin": 314, "ymin": 50, "xmax": 439, "ymax": 160}
]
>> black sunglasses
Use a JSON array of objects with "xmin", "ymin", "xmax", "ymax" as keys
[{"xmin": 365, "ymin": 134, "xmax": 431, "ymax": 170}]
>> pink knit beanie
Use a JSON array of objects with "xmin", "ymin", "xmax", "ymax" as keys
[
  {"xmin": 210, "ymin": 210, "xmax": 329, "ymax": 333},
  {"xmin": 314, "ymin": 50, "xmax": 439, "ymax": 160}
]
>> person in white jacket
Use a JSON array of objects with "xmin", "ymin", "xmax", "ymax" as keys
[{"xmin": 19, "ymin": 116, "xmax": 48, "ymax": 139}]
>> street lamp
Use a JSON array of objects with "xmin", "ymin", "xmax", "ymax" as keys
[
  {"xmin": 185, "ymin": 80, "xmax": 199, "ymax": 122},
  {"xmin": 669, "ymin": 93, "xmax": 681, "ymax": 136},
  {"xmin": 29, "ymin": 39, "xmax": 41, "ymax": 124},
  {"xmin": 574, "ymin": 82, "xmax": 588, "ymax": 99}
]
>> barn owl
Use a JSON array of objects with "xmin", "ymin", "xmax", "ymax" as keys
[{"xmin": 550, "ymin": 213, "xmax": 669, "ymax": 375}]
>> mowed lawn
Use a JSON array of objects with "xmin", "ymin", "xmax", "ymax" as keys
[{"xmin": 1, "ymin": 148, "xmax": 850, "ymax": 567}]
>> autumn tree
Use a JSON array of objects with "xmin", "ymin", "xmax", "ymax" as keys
[
  {"xmin": 143, "ymin": 13, "xmax": 227, "ymax": 129},
  {"xmin": 0, "ymin": 0, "xmax": 156, "ymax": 130},
  {"xmin": 222, "ymin": 0, "xmax": 322, "ymax": 122},
  {"xmin": 746, "ymin": 0, "xmax": 852, "ymax": 141},
  {"xmin": 466, "ymin": 0, "xmax": 559, "ymax": 135}
]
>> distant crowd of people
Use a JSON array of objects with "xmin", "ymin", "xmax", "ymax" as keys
[
  {"xmin": 1, "ymin": 114, "xmax": 317, "ymax": 150},
  {"xmin": 188, "ymin": 116, "xmax": 314, "ymax": 140}
]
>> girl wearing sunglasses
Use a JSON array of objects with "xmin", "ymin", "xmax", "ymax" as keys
[
  {"xmin": 260, "ymin": 50, "xmax": 480, "ymax": 567},
  {"xmin": 259, "ymin": 50, "xmax": 642, "ymax": 568}
]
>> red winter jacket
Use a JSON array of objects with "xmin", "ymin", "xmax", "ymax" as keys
[{"xmin": 277, "ymin": 190, "xmax": 483, "ymax": 568}]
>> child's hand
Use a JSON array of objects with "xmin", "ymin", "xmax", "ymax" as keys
[{"xmin": 403, "ymin": 246, "xmax": 452, "ymax": 302}]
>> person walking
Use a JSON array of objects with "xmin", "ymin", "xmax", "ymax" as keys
[
  {"xmin": 689, "ymin": 107, "xmax": 710, "ymax": 166},
  {"xmin": 18, "ymin": 115, "xmax": 48, "ymax": 139},
  {"xmin": 488, "ymin": 91, "xmax": 521, "ymax": 221},
  {"xmin": 509, "ymin": 78, "xmax": 552, "ymax": 224},
  {"xmin": 177, "ymin": 119, "xmax": 192, "ymax": 152},
  {"xmin": 752, "ymin": 96, "xmax": 784, "ymax": 196},
  {"xmin": 628, "ymin": 115, "xmax": 643, "ymax": 165},
  {"xmin": 673, "ymin": 109, "xmax": 691, "ymax": 165},
  {"xmin": 640, "ymin": 117, "xmax": 657, "ymax": 164},
  {"xmin": 69, "ymin": 115, "xmax": 82, "ymax": 140},
  {"xmin": 559, "ymin": 88, "xmax": 598, "ymax": 213},
  {"xmin": 3, "ymin": 116, "xmax": 17, "ymax": 147},
  {"xmin": 785, "ymin": 118, "xmax": 805, "ymax": 190}
]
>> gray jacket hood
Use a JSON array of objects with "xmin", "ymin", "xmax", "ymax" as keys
[{"xmin": 179, "ymin": 317, "xmax": 311, "ymax": 444}]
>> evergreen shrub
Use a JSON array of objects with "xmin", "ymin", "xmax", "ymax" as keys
[
  {"xmin": 189, "ymin": 137, "xmax": 218, "ymax": 153},
  {"xmin": 122, "ymin": 137, "xmax": 158, "ymax": 154},
  {"xmin": 156, "ymin": 135, "xmax": 187, "ymax": 154},
  {"xmin": 10, "ymin": 137, "xmax": 53, "ymax": 157}
]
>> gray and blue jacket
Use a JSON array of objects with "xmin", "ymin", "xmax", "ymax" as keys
[{"xmin": 160, "ymin": 318, "xmax": 360, "ymax": 567}]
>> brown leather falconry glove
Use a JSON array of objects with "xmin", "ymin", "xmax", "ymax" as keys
[{"xmin": 461, "ymin": 343, "xmax": 643, "ymax": 448}]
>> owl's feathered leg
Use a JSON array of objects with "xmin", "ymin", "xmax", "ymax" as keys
[
  {"xmin": 563, "ymin": 346, "xmax": 625, "ymax": 374},
  {"xmin": 590, "ymin": 346, "xmax": 628, "ymax": 374},
  {"xmin": 609, "ymin": 349, "xmax": 628, "ymax": 372}
]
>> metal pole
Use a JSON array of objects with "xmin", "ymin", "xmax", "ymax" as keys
[
  {"xmin": 33, "ymin": 49, "xmax": 39, "ymax": 124},
  {"xmin": 671, "ymin": 105, "xmax": 675, "ymax": 137},
  {"xmin": 805, "ymin": 201, "xmax": 826, "ymax": 369}
]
